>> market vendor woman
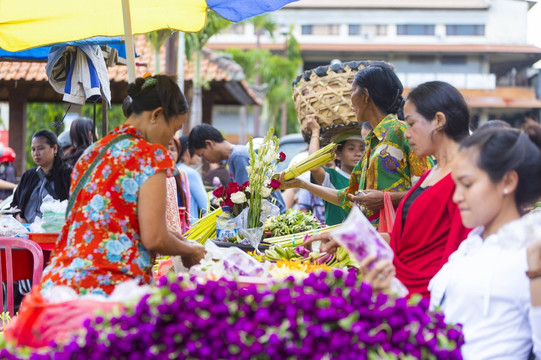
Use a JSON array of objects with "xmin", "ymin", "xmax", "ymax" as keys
[
  {"xmin": 11, "ymin": 129, "xmax": 72, "ymax": 223},
  {"xmin": 40, "ymin": 74, "xmax": 205, "ymax": 296}
]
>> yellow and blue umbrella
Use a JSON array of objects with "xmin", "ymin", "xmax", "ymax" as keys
[{"xmin": 0, "ymin": 0, "xmax": 296, "ymax": 81}]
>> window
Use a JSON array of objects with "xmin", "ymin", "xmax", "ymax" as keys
[
  {"xmin": 301, "ymin": 24, "xmax": 340, "ymax": 36},
  {"xmin": 397, "ymin": 24, "xmax": 435, "ymax": 36},
  {"xmin": 409, "ymin": 55, "xmax": 436, "ymax": 63},
  {"xmin": 441, "ymin": 55, "xmax": 467, "ymax": 65},
  {"xmin": 446, "ymin": 25, "xmax": 485, "ymax": 36},
  {"xmin": 375, "ymin": 25, "xmax": 387, "ymax": 36},
  {"xmin": 222, "ymin": 24, "xmax": 245, "ymax": 35},
  {"xmin": 301, "ymin": 25, "xmax": 313, "ymax": 35},
  {"xmin": 349, "ymin": 24, "xmax": 361, "ymax": 36}
]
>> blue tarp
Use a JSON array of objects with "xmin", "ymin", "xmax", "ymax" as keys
[
  {"xmin": 207, "ymin": 0, "xmax": 298, "ymax": 22},
  {"xmin": 0, "ymin": 36, "xmax": 128, "ymax": 60}
]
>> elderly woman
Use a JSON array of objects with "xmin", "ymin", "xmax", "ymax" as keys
[
  {"xmin": 40, "ymin": 75, "xmax": 205, "ymax": 296},
  {"xmin": 280, "ymin": 61, "xmax": 432, "ymax": 226}
]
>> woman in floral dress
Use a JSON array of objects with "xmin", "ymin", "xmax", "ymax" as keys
[{"xmin": 40, "ymin": 75, "xmax": 205, "ymax": 296}]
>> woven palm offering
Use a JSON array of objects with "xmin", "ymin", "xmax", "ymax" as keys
[{"xmin": 292, "ymin": 60, "xmax": 370, "ymax": 145}]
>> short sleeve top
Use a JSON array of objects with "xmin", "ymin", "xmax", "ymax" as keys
[{"xmin": 40, "ymin": 124, "xmax": 174, "ymax": 296}]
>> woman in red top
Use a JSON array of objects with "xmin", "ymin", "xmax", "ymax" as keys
[
  {"xmin": 307, "ymin": 81, "xmax": 471, "ymax": 298},
  {"xmin": 40, "ymin": 75, "xmax": 205, "ymax": 296},
  {"xmin": 385, "ymin": 81, "xmax": 472, "ymax": 297}
]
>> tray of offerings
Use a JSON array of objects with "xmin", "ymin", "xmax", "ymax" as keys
[{"xmin": 211, "ymin": 239, "xmax": 272, "ymax": 252}]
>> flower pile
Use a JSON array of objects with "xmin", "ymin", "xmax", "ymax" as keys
[{"xmin": 1, "ymin": 271, "xmax": 464, "ymax": 359}]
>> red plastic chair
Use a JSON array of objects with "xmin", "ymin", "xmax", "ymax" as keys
[{"xmin": 0, "ymin": 237, "xmax": 44, "ymax": 317}]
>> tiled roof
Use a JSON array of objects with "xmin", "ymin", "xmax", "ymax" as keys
[{"xmin": 0, "ymin": 35, "xmax": 261, "ymax": 104}]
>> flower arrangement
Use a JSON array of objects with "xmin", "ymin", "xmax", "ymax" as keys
[
  {"xmin": 246, "ymin": 128, "xmax": 285, "ymax": 229},
  {"xmin": 1, "ymin": 271, "xmax": 464, "ymax": 360},
  {"xmin": 212, "ymin": 181, "xmax": 251, "ymax": 217}
]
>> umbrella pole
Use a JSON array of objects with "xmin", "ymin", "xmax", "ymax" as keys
[{"xmin": 122, "ymin": 0, "xmax": 136, "ymax": 83}]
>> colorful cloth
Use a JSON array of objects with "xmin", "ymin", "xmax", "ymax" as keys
[
  {"xmin": 390, "ymin": 171, "xmax": 471, "ymax": 298},
  {"xmin": 40, "ymin": 124, "xmax": 173, "ymax": 296},
  {"xmin": 337, "ymin": 114, "xmax": 432, "ymax": 223}
]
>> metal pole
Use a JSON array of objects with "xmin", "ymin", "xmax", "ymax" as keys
[
  {"xmin": 121, "ymin": 0, "xmax": 136, "ymax": 83},
  {"xmin": 177, "ymin": 32, "xmax": 185, "ymax": 92}
]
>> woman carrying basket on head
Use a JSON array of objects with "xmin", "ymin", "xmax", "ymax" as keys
[{"xmin": 280, "ymin": 61, "xmax": 432, "ymax": 227}]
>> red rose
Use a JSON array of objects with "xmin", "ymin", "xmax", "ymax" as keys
[
  {"xmin": 224, "ymin": 198, "xmax": 234, "ymax": 208},
  {"xmin": 213, "ymin": 186, "xmax": 225, "ymax": 198},
  {"xmin": 270, "ymin": 178, "xmax": 281, "ymax": 190},
  {"xmin": 240, "ymin": 181, "xmax": 250, "ymax": 191},
  {"xmin": 278, "ymin": 152, "xmax": 286, "ymax": 162}
]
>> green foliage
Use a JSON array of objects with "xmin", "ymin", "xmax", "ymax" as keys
[
  {"xmin": 225, "ymin": 29, "xmax": 302, "ymax": 135},
  {"xmin": 185, "ymin": 11, "xmax": 232, "ymax": 61},
  {"xmin": 24, "ymin": 102, "xmax": 125, "ymax": 169},
  {"xmin": 146, "ymin": 30, "xmax": 173, "ymax": 74}
]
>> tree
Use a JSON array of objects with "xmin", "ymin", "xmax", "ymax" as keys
[
  {"xmin": 185, "ymin": 11, "xmax": 231, "ymax": 129},
  {"xmin": 250, "ymin": 14, "xmax": 277, "ymax": 136},
  {"xmin": 146, "ymin": 30, "xmax": 172, "ymax": 74},
  {"xmin": 225, "ymin": 29, "xmax": 302, "ymax": 136}
]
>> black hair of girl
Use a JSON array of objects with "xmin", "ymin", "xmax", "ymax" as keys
[
  {"xmin": 353, "ymin": 61, "xmax": 405, "ymax": 119},
  {"xmin": 126, "ymin": 75, "xmax": 188, "ymax": 121},
  {"xmin": 460, "ymin": 124, "xmax": 541, "ymax": 209},
  {"xmin": 407, "ymin": 81, "xmax": 470, "ymax": 142},
  {"xmin": 65, "ymin": 117, "xmax": 95, "ymax": 166},
  {"xmin": 32, "ymin": 129, "xmax": 65, "ymax": 177}
]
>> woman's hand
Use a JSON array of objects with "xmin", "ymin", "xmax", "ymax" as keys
[
  {"xmin": 527, "ymin": 240, "xmax": 541, "ymax": 271},
  {"xmin": 303, "ymin": 232, "xmax": 340, "ymax": 254},
  {"xmin": 358, "ymin": 253, "xmax": 395, "ymax": 293},
  {"xmin": 278, "ymin": 172, "xmax": 305, "ymax": 191},
  {"xmin": 181, "ymin": 241, "xmax": 206, "ymax": 268},
  {"xmin": 306, "ymin": 115, "xmax": 320, "ymax": 134},
  {"xmin": 348, "ymin": 189, "xmax": 384, "ymax": 211}
]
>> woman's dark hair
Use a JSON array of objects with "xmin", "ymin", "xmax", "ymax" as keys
[
  {"xmin": 188, "ymin": 124, "xmax": 225, "ymax": 156},
  {"xmin": 179, "ymin": 135, "xmax": 189, "ymax": 159},
  {"xmin": 460, "ymin": 123, "xmax": 541, "ymax": 208},
  {"xmin": 124, "ymin": 75, "xmax": 188, "ymax": 121},
  {"xmin": 64, "ymin": 117, "xmax": 95, "ymax": 166},
  {"xmin": 407, "ymin": 81, "xmax": 470, "ymax": 142},
  {"xmin": 32, "ymin": 129, "xmax": 66, "ymax": 177},
  {"xmin": 171, "ymin": 137, "xmax": 182, "ymax": 164},
  {"xmin": 353, "ymin": 61, "xmax": 404, "ymax": 118}
]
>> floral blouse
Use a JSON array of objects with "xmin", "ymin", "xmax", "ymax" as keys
[
  {"xmin": 337, "ymin": 114, "xmax": 433, "ymax": 222},
  {"xmin": 40, "ymin": 124, "xmax": 173, "ymax": 296}
]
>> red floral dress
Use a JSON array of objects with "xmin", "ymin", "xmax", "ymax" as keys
[{"xmin": 40, "ymin": 125, "xmax": 173, "ymax": 296}]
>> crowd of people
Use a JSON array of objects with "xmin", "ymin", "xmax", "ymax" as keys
[{"xmin": 3, "ymin": 65, "xmax": 541, "ymax": 358}]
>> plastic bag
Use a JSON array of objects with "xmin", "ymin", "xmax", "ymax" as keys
[
  {"xmin": 40, "ymin": 195, "xmax": 67, "ymax": 232},
  {"xmin": 4, "ymin": 288, "xmax": 123, "ymax": 348},
  {"xmin": 4, "ymin": 280, "xmax": 149, "ymax": 348},
  {"xmin": 189, "ymin": 240, "xmax": 268, "ymax": 278},
  {"xmin": 378, "ymin": 191, "xmax": 396, "ymax": 233},
  {"xmin": 236, "ymin": 200, "xmax": 280, "ymax": 250},
  {"xmin": 0, "ymin": 215, "xmax": 28, "ymax": 237},
  {"xmin": 331, "ymin": 206, "xmax": 407, "ymax": 296}
]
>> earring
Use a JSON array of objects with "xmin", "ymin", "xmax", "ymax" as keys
[
  {"xmin": 150, "ymin": 117, "xmax": 157, "ymax": 124},
  {"xmin": 504, "ymin": 188, "xmax": 508, "ymax": 195}
]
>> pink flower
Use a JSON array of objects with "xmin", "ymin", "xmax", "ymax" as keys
[
  {"xmin": 269, "ymin": 178, "xmax": 281, "ymax": 190},
  {"xmin": 278, "ymin": 152, "xmax": 286, "ymax": 162}
]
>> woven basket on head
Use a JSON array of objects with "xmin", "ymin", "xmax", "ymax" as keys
[{"xmin": 293, "ymin": 61, "xmax": 370, "ymax": 145}]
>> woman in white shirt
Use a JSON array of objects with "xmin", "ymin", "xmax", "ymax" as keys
[{"xmin": 363, "ymin": 124, "xmax": 541, "ymax": 359}]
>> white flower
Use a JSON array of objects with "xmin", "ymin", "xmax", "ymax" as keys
[
  {"xmin": 260, "ymin": 187, "xmax": 272, "ymax": 198},
  {"xmin": 230, "ymin": 191, "xmax": 247, "ymax": 204}
]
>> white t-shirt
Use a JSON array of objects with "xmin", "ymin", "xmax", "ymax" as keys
[{"xmin": 429, "ymin": 212, "xmax": 541, "ymax": 360}]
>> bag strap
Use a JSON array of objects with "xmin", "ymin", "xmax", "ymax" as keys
[{"xmin": 66, "ymin": 134, "xmax": 135, "ymax": 216}]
